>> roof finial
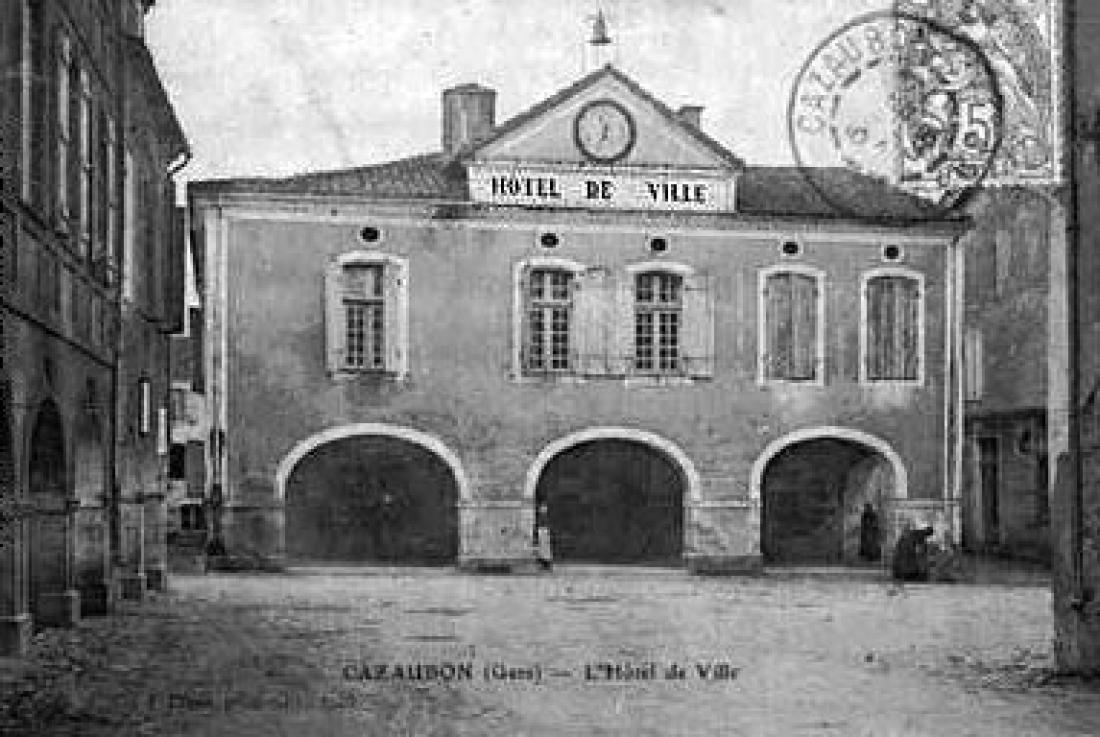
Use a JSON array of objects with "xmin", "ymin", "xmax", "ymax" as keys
[{"xmin": 590, "ymin": 9, "xmax": 611, "ymax": 46}]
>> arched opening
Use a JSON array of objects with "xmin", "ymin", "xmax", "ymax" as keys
[
  {"xmin": 759, "ymin": 436, "xmax": 895, "ymax": 564},
  {"xmin": 533, "ymin": 439, "xmax": 686, "ymax": 564},
  {"xmin": 28, "ymin": 399, "xmax": 68, "ymax": 623},
  {"xmin": 283, "ymin": 433, "xmax": 460, "ymax": 563}
]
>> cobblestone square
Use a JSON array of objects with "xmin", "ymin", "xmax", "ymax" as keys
[{"xmin": 3, "ymin": 566, "xmax": 1100, "ymax": 736}]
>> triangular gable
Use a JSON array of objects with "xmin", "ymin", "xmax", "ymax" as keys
[{"xmin": 468, "ymin": 65, "xmax": 743, "ymax": 171}]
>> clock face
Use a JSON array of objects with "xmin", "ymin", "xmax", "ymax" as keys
[{"xmin": 574, "ymin": 99, "xmax": 635, "ymax": 163}]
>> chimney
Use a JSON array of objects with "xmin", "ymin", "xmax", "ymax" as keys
[
  {"xmin": 441, "ymin": 84, "xmax": 496, "ymax": 155},
  {"xmin": 677, "ymin": 105, "xmax": 704, "ymax": 129}
]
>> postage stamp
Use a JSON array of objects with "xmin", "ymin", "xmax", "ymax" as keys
[
  {"xmin": 788, "ymin": 10, "xmax": 1004, "ymax": 216},
  {"xmin": 896, "ymin": 0, "xmax": 1064, "ymax": 186}
]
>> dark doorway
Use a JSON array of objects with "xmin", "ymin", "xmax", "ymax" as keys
[
  {"xmin": 284, "ymin": 434, "xmax": 459, "ymax": 563},
  {"xmin": 533, "ymin": 439, "xmax": 685, "ymax": 564},
  {"xmin": 761, "ymin": 438, "xmax": 891, "ymax": 564},
  {"xmin": 978, "ymin": 437, "xmax": 1000, "ymax": 548},
  {"xmin": 28, "ymin": 400, "xmax": 68, "ymax": 623}
]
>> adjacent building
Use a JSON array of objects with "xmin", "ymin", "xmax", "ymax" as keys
[
  {"xmin": 0, "ymin": 0, "xmax": 188, "ymax": 656},
  {"xmin": 190, "ymin": 64, "xmax": 969, "ymax": 572}
]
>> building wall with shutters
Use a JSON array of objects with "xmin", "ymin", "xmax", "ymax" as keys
[{"xmin": 197, "ymin": 196, "xmax": 958, "ymax": 569}]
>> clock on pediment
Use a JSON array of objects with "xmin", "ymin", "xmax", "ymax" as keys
[{"xmin": 573, "ymin": 99, "xmax": 636, "ymax": 164}]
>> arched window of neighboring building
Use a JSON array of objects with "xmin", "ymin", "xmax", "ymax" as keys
[
  {"xmin": 861, "ymin": 268, "xmax": 924, "ymax": 384},
  {"xmin": 759, "ymin": 265, "xmax": 824, "ymax": 383},
  {"xmin": 324, "ymin": 251, "xmax": 408, "ymax": 378}
]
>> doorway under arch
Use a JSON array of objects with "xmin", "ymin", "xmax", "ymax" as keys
[
  {"xmin": 756, "ymin": 430, "xmax": 899, "ymax": 564},
  {"xmin": 530, "ymin": 432, "xmax": 691, "ymax": 564},
  {"xmin": 27, "ymin": 399, "xmax": 69, "ymax": 624},
  {"xmin": 281, "ymin": 428, "xmax": 462, "ymax": 563}
]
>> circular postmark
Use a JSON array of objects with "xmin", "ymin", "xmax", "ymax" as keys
[{"xmin": 788, "ymin": 11, "xmax": 1004, "ymax": 219}]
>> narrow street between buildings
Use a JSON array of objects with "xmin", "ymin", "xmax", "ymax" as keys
[{"xmin": 2, "ymin": 566, "xmax": 1099, "ymax": 736}]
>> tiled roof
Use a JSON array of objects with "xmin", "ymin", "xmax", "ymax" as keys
[
  {"xmin": 191, "ymin": 155, "xmax": 952, "ymax": 222},
  {"xmin": 738, "ymin": 166, "xmax": 947, "ymax": 222},
  {"xmin": 188, "ymin": 153, "xmax": 468, "ymax": 201}
]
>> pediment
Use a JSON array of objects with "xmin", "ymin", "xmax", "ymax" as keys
[{"xmin": 468, "ymin": 66, "xmax": 743, "ymax": 172}]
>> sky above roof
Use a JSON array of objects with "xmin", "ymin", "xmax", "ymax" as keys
[{"xmin": 146, "ymin": 0, "xmax": 891, "ymax": 186}]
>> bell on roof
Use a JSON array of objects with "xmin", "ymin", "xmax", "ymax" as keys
[{"xmin": 590, "ymin": 10, "xmax": 611, "ymax": 46}]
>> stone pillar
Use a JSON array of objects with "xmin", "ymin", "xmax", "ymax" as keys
[
  {"xmin": 457, "ymin": 500, "xmax": 534, "ymax": 572},
  {"xmin": 143, "ymin": 490, "xmax": 168, "ymax": 591},
  {"xmin": 75, "ymin": 505, "xmax": 111, "ymax": 616},
  {"xmin": 1053, "ymin": 1, "xmax": 1100, "ymax": 673},
  {"xmin": 117, "ymin": 498, "xmax": 145, "ymax": 600},
  {"xmin": 0, "ymin": 527, "xmax": 31, "ymax": 656},
  {"xmin": 33, "ymin": 500, "xmax": 80, "ymax": 628},
  {"xmin": 684, "ymin": 499, "xmax": 763, "ymax": 575}
]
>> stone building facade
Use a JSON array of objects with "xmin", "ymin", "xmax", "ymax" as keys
[
  {"xmin": 959, "ymin": 187, "xmax": 1066, "ymax": 562},
  {"xmin": 0, "ymin": 0, "xmax": 187, "ymax": 656},
  {"xmin": 190, "ymin": 65, "xmax": 967, "ymax": 573}
]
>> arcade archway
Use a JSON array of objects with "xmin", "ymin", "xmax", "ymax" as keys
[
  {"xmin": 529, "ymin": 431, "xmax": 691, "ymax": 564},
  {"xmin": 757, "ymin": 431, "xmax": 898, "ymax": 564},
  {"xmin": 280, "ymin": 427, "xmax": 462, "ymax": 563}
]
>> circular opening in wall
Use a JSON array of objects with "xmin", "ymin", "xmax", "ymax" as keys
[
  {"xmin": 882, "ymin": 244, "xmax": 903, "ymax": 261},
  {"xmin": 540, "ymin": 232, "xmax": 560, "ymax": 248},
  {"xmin": 649, "ymin": 237, "xmax": 668, "ymax": 253},
  {"xmin": 359, "ymin": 226, "xmax": 381, "ymax": 243},
  {"xmin": 780, "ymin": 240, "xmax": 802, "ymax": 257}
]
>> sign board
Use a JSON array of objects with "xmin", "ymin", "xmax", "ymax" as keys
[{"xmin": 468, "ymin": 163, "xmax": 737, "ymax": 212}]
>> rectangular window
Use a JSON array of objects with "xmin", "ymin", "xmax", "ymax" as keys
[
  {"xmin": 763, "ymin": 270, "xmax": 820, "ymax": 381},
  {"xmin": 524, "ymin": 268, "xmax": 573, "ymax": 373},
  {"xmin": 634, "ymin": 272, "xmax": 682, "ymax": 373},
  {"xmin": 55, "ymin": 31, "xmax": 72, "ymax": 222},
  {"xmin": 341, "ymin": 263, "xmax": 385, "ymax": 370},
  {"xmin": 122, "ymin": 147, "xmax": 134, "ymax": 300},
  {"xmin": 79, "ymin": 69, "xmax": 92, "ymax": 257},
  {"xmin": 324, "ymin": 256, "xmax": 407, "ymax": 377},
  {"xmin": 865, "ymin": 274, "xmax": 921, "ymax": 381},
  {"xmin": 964, "ymin": 327, "xmax": 983, "ymax": 401}
]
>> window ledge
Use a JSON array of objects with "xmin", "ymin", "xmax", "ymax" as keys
[{"xmin": 511, "ymin": 372, "xmax": 708, "ymax": 386}]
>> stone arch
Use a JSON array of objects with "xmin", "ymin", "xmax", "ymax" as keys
[
  {"xmin": 274, "ymin": 423, "xmax": 471, "ymax": 502},
  {"xmin": 523, "ymin": 426, "xmax": 701, "ymax": 502},
  {"xmin": 750, "ymin": 426, "xmax": 907, "ymax": 501}
]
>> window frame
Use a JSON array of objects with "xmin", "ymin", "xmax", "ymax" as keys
[
  {"xmin": 858, "ymin": 266, "xmax": 925, "ymax": 387},
  {"xmin": 512, "ymin": 256, "xmax": 585, "ymax": 380},
  {"xmin": 757, "ymin": 264, "xmax": 826, "ymax": 386},
  {"xmin": 624, "ymin": 261, "xmax": 696, "ymax": 379},
  {"xmin": 325, "ymin": 250, "xmax": 409, "ymax": 380}
]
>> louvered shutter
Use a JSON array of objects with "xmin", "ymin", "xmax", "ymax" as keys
[
  {"xmin": 323, "ymin": 262, "xmax": 344, "ymax": 374},
  {"xmin": 383, "ymin": 260, "xmax": 408, "ymax": 378},
  {"xmin": 610, "ymin": 275, "xmax": 635, "ymax": 375},
  {"xmin": 900, "ymin": 278, "xmax": 920, "ymax": 380},
  {"xmin": 791, "ymin": 273, "xmax": 818, "ymax": 380},
  {"xmin": 681, "ymin": 273, "xmax": 715, "ymax": 378},
  {"xmin": 517, "ymin": 268, "xmax": 531, "ymax": 374},
  {"xmin": 572, "ymin": 268, "xmax": 611, "ymax": 376},
  {"xmin": 764, "ymin": 273, "xmax": 790, "ymax": 379}
]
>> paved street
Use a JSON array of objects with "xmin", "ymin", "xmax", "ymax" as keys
[{"xmin": 3, "ymin": 565, "xmax": 1100, "ymax": 736}]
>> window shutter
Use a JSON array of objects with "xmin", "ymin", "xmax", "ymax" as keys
[
  {"xmin": 383, "ymin": 261, "xmax": 408, "ymax": 378},
  {"xmin": 572, "ymin": 268, "xmax": 610, "ymax": 376},
  {"xmin": 765, "ymin": 273, "xmax": 790, "ymax": 379},
  {"xmin": 323, "ymin": 262, "xmax": 345, "ymax": 375},
  {"xmin": 517, "ymin": 268, "xmax": 530, "ymax": 374},
  {"xmin": 609, "ymin": 275, "xmax": 635, "ymax": 375},
  {"xmin": 791, "ymin": 274, "xmax": 817, "ymax": 380},
  {"xmin": 866, "ymin": 278, "xmax": 884, "ymax": 380},
  {"xmin": 681, "ymin": 272, "xmax": 714, "ymax": 378},
  {"xmin": 900, "ymin": 279, "xmax": 920, "ymax": 380}
]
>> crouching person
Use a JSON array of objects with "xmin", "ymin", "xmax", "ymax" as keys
[{"xmin": 891, "ymin": 525, "xmax": 935, "ymax": 582}]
